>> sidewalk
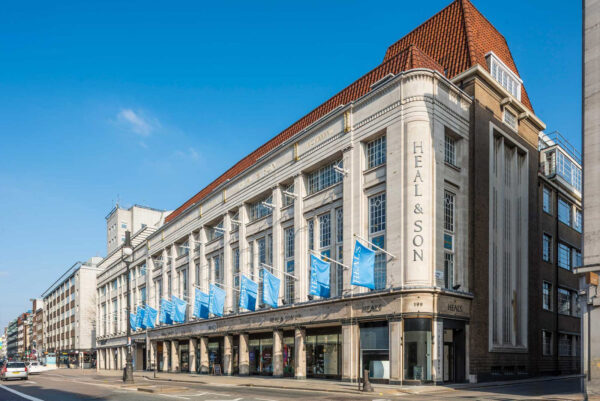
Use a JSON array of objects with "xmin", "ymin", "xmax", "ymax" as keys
[{"xmin": 72, "ymin": 369, "xmax": 583, "ymax": 397}]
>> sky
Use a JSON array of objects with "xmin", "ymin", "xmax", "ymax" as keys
[{"xmin": 0, "ymin": 0, "xmax": 581, "ymax": 330}]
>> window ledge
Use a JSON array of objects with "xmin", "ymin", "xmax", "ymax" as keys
[
  {"xmin": 304, "ymin": 182, "xmax": 342, "ymax": 202},
  {"xmin": 444, "ymin": 162, "xmax": 461, "ymax": 172},
  {"xmin": 363, "ymin": 163, "xmax": 386, "ymax": 175}
]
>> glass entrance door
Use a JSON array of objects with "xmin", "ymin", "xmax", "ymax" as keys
[{"xmin": 403, "ymin": 318, "xmax": 432, "ymax": 382}]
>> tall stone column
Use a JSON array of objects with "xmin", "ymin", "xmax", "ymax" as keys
[
  {"xmin": 238, "ymin": 333, "xmax": 249, "ymax": 376},
  {"xmin": 188, "ymin": 233, "xmax": 196, "ymax": 311},
  {"xmin": 223, "ymin": 214, "xmax": 233, "ymax": 313},
  {"xmin": 149, "ymin": 341, "xmax": 156, "ymax": 371},
  {"xmin": 403, "ymin": 119, "xmax": 433, "ymax": 286},
  {"xmin": 189, "ymin": 338, "xmax": 198, "ymax": 373},
  {"xmin": 147, "ymin": 255, "xmax": 155, "ymax": 309},
  {"xmin": 389, "ymin": 318, "xmax": 403, "ymax": 384},
  {"xmin": 294, "ymin": 327, "xmax": 306, "ymax": 379},
  {"xmin": 223, "ymin": 334, "xmax": 233, "ymax": 375},
  {"xmin": 171, "ymin": 340, "xmax": 179, "ymax": 372},
  {"xmin": 162, "ymin": 341, "xmax": 169, "ymax": 372},
  {"xmin": 199, "ymin": 337, "xmax": 209, "ymax": 374},
  {"xmin": 170, "ymin": 244, "xmax": 178, "ymax": 298},
  {"xmin": 386, "ymin": 120, "xmax": 404, "ymax": 287},
  {"xmin": 161, "ymin": 249, "xmax": 169, "ymax": 299},
  {"xmin": 271, "ymin": 187, "xmax": 283, "ymax": 304},
  {"xmin": 342, "ymin": 320, "xmax": 359, "ymax": 382},
  {"xmin": 97, "ymin": 349, "xmax": 103, "ymax": 371},
  {"xmin": 198, "ymin": 228, "xmax": 207, "ymax": 292},
  {"xmin": 293, "ymin": 174, "xmax": 308, "ymax": 302},
  {"xmin": 273, "ymin": 329, "xmax": 283, "ymax": 377},
  {"xmin": 238, "ymin": 205, "xmax": 249, "ymax": 278}
]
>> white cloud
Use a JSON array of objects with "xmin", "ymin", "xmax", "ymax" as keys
[
  {"xmin": 116, "ymin": 109, "xmax": 157, "ymax": 136},
  {"xmin": 174, "ymin": 147, "xmax": 201, "ymax": 162}
]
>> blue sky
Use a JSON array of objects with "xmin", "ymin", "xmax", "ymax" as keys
[{"xmin": 0, "ymin": 0, "xmax": 581, "ymax": 330}]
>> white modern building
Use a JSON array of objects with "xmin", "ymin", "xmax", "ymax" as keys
[
  {"xmin": 106, "ymin": 204, "xmax": 171, "ymax": 255},
  {"xmin": 42, "ymin": 257, "xmax": 102, "ymax": 368}
]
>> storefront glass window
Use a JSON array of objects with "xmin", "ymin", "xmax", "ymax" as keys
[
  {"xmin": 283, "ymin": 336, "xmax": 295, "ymax": 377},
  {"xmin": 403, "ymin": 319, "xmax": 432, "ymax": 382},
  {"xmin": 360, "ymin": 323, "xmax": 390, "ymax": 381},
  {"xmin": 249, "ymin": 337, "xmax": 273, "ymax": 375},
  {"xmin": 180, "ymin": 343, "xmax": 189, "ymax": 372},
  {"xmin": 306, "ymin": 333, "xmax": 341, "ymax": 378},
  {"xmin": 208, "ymin": 341, "xmax": 221, "ymax": 374}
]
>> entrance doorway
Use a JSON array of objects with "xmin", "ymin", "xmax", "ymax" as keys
[
  {"xmin": 180, "ymin": 343, "xmax": 189, "ymax": 372},
  {"xmin": 442, "ymin": 320, "xmax": 466, "ymax": 383}
]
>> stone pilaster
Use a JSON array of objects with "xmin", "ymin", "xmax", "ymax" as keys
[
  {"xmin": 342, "ymin": 320, "xmax": 359, "ymax": 382},
  {"xmin": 273, "ymin": 329, "xmax": 283, "ymax": 377},
  {"xmin": 223, "ymin": 334, "xmax": 233, "ymax": 375},
  {"xmin": 189, "ymin": 338, "xmax": 198, "ymax": 373},
  {"xmin": 223, "ymin": 214, "xmax": 233, "ymax": 313},
  {"xmin": 238, "ymin": 333, "xmax": 249, "ymax": 376},
  {"xmin": 272, "ymin": 187, "xmax": 283, "ymax": 305},
  {"xmin": 294, "ymin": 327, "xmax": 306, "ymax": 379},
  {"xmin": 389, "ymin": 318, "xmax": 403, "ymax": 384},
  {"xmin": 293, "ymin": 174, "xmax": 308, "ymax": 302},
  {"xmin": 171, "ymin": 340, "xmax": 179, "ymax": 372},
  {"xmin": 199, "ymin": 337, "xmax": 209, "ymax": 374},
  {"xmin": 162, "ymin": 341, "xmax": 169, "ymax": 372}
]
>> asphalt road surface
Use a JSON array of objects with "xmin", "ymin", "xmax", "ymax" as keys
[{"xmin": 0, "ymin": 370, "xmax": 585, "ymax": 401}]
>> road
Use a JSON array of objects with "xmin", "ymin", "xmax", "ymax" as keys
[{"xmin": 0, "ymin": 370, "xmax": 585, "ymax": 401}]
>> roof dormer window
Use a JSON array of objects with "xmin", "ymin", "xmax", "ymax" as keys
[{"xmin": 486, "ymin": 52, "xmax": 522, "ymax": 101}]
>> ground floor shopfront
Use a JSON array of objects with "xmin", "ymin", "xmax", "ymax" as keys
[{"xmin": 96, "ymin": 289, "xmax": 472, "ymax": 384}]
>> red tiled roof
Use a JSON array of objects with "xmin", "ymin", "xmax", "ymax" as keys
[
  {"xmin": 383, "ymin": 0, "xmax": 532, "ymax": 110},
  {"xmin": 165, "ymin": 0, "xmax": 530, "ymax": 224}
]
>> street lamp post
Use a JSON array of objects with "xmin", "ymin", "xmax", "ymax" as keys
[{"xmin": 122, "ymin": 231, "xmax": 134, "ymax": 383}]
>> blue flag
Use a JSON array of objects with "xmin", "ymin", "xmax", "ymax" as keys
[
  {"xmin": 137, "ymin": 306, "xmax": 147, "ymax": 329},
  {"xmin": 351, "ymin": 240, "xmax": 376, "ymax": 289},
  {"xmin": 209, "ymin": 284, "xmax": 226, "ymax": 317},
  {"xmin": 171, "ymin": 295, "xmax": 187, "ymax": 323},
  {"xmin": 193, "ymin": 289, "xmax": 209, "ymax": 319},
  {"xmin": 239, "ymin": 275, "xmax": 258, "ymax": 311},
  {"xmin": 309, "ymin": 254, "xmax": 331, "ymax": 298},
  {"xmin": 159, "ymin": 299, "xmax": 174, "ymax": 324},
  {"xmin": 144, "ymin": 306, "xmax": 158, "ymax": 329},
  {"xmin": 135, "ymin": 306, "xmax": 145, "ymax": 329},
  {"xmin": 130, "ymin": 313, "xmax": 137, "ymax": 331},
  {"xmin": 262, "ymin": 269, "xmax": 280, "ymax": 308}
]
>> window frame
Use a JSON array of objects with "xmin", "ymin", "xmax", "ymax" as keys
[{"xmin": 366, "ymin": 135, "xmax": 387, "ymax": 170}]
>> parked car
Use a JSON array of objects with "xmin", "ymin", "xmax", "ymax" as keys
[
  {"xmin": 26, "ymin": 361, "xmax": 44, "ymax": 374},
  {"xmin": 1, "ymin": 361, "xmax": 28, "ymax": 381}
]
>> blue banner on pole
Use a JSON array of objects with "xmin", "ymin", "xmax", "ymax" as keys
[
  {"xmin": 209, "ymin": 284, "xmax": 225, "ymax": 317},
  {"xmin": 135, "ymin": 306, "xmax": 145, "ymax": 329},
  {"xmin": 239, "ymin": 275, "xmax": 258, "ymax": 311},
  {"xmin": 159, "ymin": 299, "xmax": 174, "ymax": 324},
  {"xmin": 309, "ymin": 254, "xmax": 331, "ymax": 298},
  {"xmin": 144, "ymin": 306, "xmax": 158, "ymax": 329},
  {"xmin": 351, "ymin": 240, "xmax": 376, "ymax": 289},
  {"xmin": 138, "ymin": 306, "xmax": 147, "ymax": 329},
  {"xmin": 193, "ymin": 289, "xmax": 209, "ymax": 319},
  {"xmin": 171, "ymin": 295, "xmax": 187, "ymax": 323},
  {"xmin": 130, "ymin": 313, "xmax": 137, "ymax": 331},
  {"xmin": 262, "ymin": 269, "xmax": 280, "ymax": 308}
]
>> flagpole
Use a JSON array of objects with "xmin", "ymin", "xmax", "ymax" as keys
[
  {"xmin": 309, "ymin": 250, "xmax": 350, "ymax": 270},
  {"xmin": 260, "ymin": 263, "xmax": 298, "ymax": 280},
  {"xmin": 353, "ymin": 234, "xmax": 397, "ymax": 259}
]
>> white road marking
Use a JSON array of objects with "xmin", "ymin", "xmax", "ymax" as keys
[
  {"xmin": 255, "ymin": 398, "xmax": 279, "ymax": 401},
  {"xmin": 0, "ymin": 384, "xmax": 45, "ymax": 401},
  {"xmin": 161, "ymin": 395, "xmax": 190, "ymax": 400},
  {"xmin": 206, "ymin": 398, "xmax": 241, "ymax": 401}
]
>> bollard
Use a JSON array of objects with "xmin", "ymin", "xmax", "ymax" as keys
[{"xmin": 362, "ymin": 369, "xmax": 374, "ymax": 392}]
